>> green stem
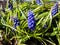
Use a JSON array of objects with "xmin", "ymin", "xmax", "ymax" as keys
[
  {"xmin": 56, "ymin": 34, "xmax": 60, "ymax": 45},
  {"xmin": 19, "ymin": 6, "xmax": 27, "ymax": 19},
  {"xmin": 44, "ymin": 39, "xmax": 56, "ymax": 45}
]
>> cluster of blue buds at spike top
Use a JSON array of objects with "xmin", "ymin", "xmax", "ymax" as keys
[
  {"xmin": 13, "ymin": 17, "xmax": 20, "ymax": 29},
  {"xmin": 36, "ymin": 0, "xmax": 42, "ymax": 5},
  {"xmin": 28, "ymin": 10, "xmax": 36, "ymax": 31},
  {"xmin": 51, "ymin": 2, "xmax": 58, "ymax": 16},
  {"xmin": 8, "ymin": 3, "xmax": 13, "ymax": 10}
]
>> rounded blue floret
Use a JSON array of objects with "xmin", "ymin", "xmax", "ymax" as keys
[
  {"xmin": 8, "ymin": 3, "xmax": 13, "ymax": 10},
  {"xmin": 36, "ymin": 0, "xmax": 42, "ymax": 5},
  {"xmin": 51, "ymin": 2, "xmax": 58, "ymax": 16},
  {"xmin": 28, "ymin": 10, "xmax": 36, "ymax": 31},
  {"xmin": 13, "ymin": 17, "xmax": 20, "ymax": 29}
]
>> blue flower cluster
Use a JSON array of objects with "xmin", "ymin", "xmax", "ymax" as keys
[
  {"xmin": 51, "ymin": 2, "xmax": 58, "ymax": 16},
  {"xmin": 13, "ymin": 17, "xmax": 20, "ymax": 29},
  {"xmin": 8, "ymin": 3, "xmax": 13, "ymax": 10},
  {"xmin": 36, "ymin": 0, "xmax": 42, "ymax": 5},
  {"xmin": 28, "ymin": 10, "xmax": 36, "ymax": 31}
]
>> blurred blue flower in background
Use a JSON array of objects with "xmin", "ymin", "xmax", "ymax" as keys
[
  {"xmin": 51, "ymin": 2, "xmax": 58, "ymax": 16},
  {"xmin": 8, "ymin": 3, "xmax": 13, "ymax": 10},
  {"xmin": 36, "ymin": 0, "xmax": 42, "ymax": 5},
  {"xmin": 28, "ymin": 10, "xmax": 36, "ymax": 31},
  {"xmin": 13, "ymin": 17, "xmax": 20, "ymax": 29}
]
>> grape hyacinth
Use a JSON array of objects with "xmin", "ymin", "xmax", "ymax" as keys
[
  {"xmin": 13, "ymin": 17, "xmax": 20, "ymax": 29},
  {"xmin": 28, "ymin": 10, "xmax": 36, "ymax": 31},
  {"xmin": 51, "ymin": 2, "xmax": 58, "ymax": 16},
  {"xmin": 36, "ymin": 0, "xmax": 42, "ymax": 5},
  {"xmin": 8, "ymin": 3, "xmax": 13, "ymax": 10}
]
